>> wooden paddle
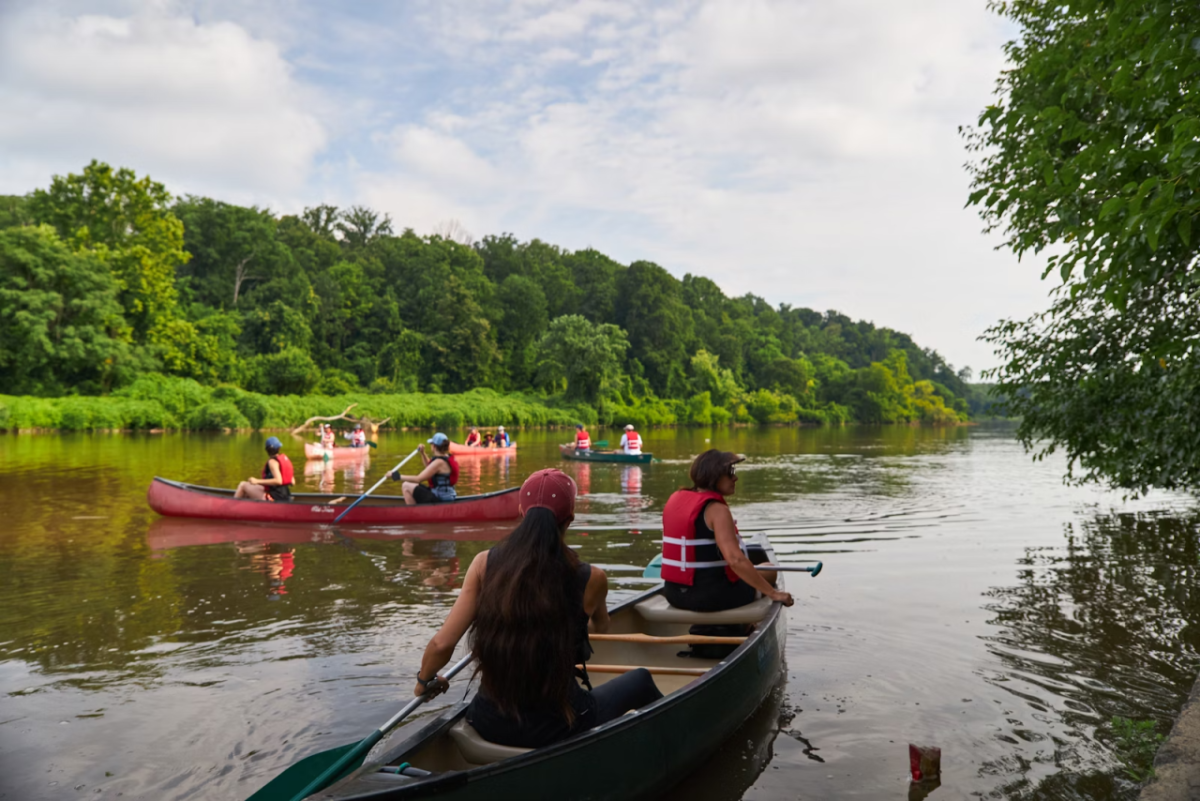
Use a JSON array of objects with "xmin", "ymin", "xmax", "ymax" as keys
[
  {"xmin": 332, "ymin": 448, "xmax": 419, "ymax": 524},
  {"xmin": 247, "ymin": 652, "xmax": 475, "ymax": 801}
]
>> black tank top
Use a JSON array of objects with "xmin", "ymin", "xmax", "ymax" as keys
[{"xmin": 466, "ymin": 553, "xmax": 596, "ymax": 748}]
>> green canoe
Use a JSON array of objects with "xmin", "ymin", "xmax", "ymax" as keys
[{"xmin": 557, "ymin": 444, "xmax": 653, "ymax": 464}]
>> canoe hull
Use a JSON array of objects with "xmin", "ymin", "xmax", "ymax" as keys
[
  {"xmin": 146, "ymin": 478, "xmax": 520, "ymax": 525},
  {"xmin": 305, "ymin": 443, "xmax": 371, "ymax": 460},
  {"xmin": 558, "ymin": 444, "xmax": 653, "ymax": 464},
  {"xmin": 322, "ymin": 557, "xmax": 786, "ymax": 800},
  {"xmin": 448, "ymin": 442, "xmax": 517, "ymax": 456}
]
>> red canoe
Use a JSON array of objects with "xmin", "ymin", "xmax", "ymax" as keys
[
  {"xmin": 448, "ymin": 441, "xmax": 518, "ymax": 456},
  {"xmin": 305, "ymin": 442, "xmax": 371, "ymax": 460},
  {"xmin": 146, "ymin": 477, "xmax": 521, "ymax": 524}
]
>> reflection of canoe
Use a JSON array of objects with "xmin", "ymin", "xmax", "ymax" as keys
[
  {"xmin": 449, "ymin": 441, "xmax": 517, "ymax": 456},
  {"xmin": 145, "ymin": 517, "xmax": 514, "ymax": 550},
  {"xmin": 318, "ymin": 540, "xmax": 785, "ymax": 800},
  {"xmin": 559, "ymin": 444, "xmax": 653, "ymax": 464},
  {"xmin": 146, "ymin": 478, "xmax": 520, "ymax": 524},
  {"xmin": 305, "ymin": 443, "xmax": 371, "ymax": 460}
]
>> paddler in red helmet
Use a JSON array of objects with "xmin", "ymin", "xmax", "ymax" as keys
[
  {"xmin": 234, "ymin": 436, "xmax": 295, "ymax": 502},
  {"xmin": 390, "ymin": 432, "xmax": 459, "ymax": 505},
  {"xmin": 661, "ymin": 449, "xmax": 792, "ymax": 611}
]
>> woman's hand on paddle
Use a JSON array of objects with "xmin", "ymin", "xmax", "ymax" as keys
[
  {"xmin": 414, "ymin": 675, "xmax": 448, "ymax": 698},
  {"xmin": 770, "ymin": 590, "xmax": 794, "ymax": 607}
]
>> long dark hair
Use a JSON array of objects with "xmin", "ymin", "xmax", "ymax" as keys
[{"xmin": 470, "ymin": 507, "xmax": 583, "ymax": 722}]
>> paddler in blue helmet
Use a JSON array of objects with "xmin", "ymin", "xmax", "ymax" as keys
[
  {"xmin": 235, "ymin": 436, "xmax": 295, "ymax": 502},
  {"xmin": 390, "ymin": 432, "xmax": 459, "ymax": 505}
]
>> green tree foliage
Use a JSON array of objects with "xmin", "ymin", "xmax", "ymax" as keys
[
  {"xmin": 1, "ymin": 160, "xmax": 973, "ymax": 429},
  {"xmin": 966, "ymin": 0, "xmax": 1200, "ymax": 491},
  {"xmin": 535, "ymin": 315, "xmax": 629, "ymax": 403},
  {"xmin": 0, "ymin": 226, "xmax": 137, "ymax": 394}
]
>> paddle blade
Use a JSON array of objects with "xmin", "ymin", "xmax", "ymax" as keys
[
  {"xmin": 367, "ymin": 441, "xmax": 378, "ymax": 448},
  {"xmin": 246, "ymin": 742, "xmax": 358, "ymax": 801},
  {"xmin": 643, "ymin": 554, "xmax": 663, "ymax": 579},
  {"xmin": 593, "ymin": 440, "xmax": 609, "ymax": 448}
]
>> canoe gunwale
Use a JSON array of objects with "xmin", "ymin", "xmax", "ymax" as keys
[{"xmin": 332, "ymin": 543, "xmax": 785, "ymax": 799}]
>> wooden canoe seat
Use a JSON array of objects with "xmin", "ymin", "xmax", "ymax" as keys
[
  {"xmin": 448, "ymin": 719, "xmax": 532, "ymax": 765},
  {"xmin": 634, "ymin": 594, "xmax": 773, "ymax": 625}
]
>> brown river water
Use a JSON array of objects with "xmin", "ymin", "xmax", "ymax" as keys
[{"xmin": 2, "ymin": 424, "xmax": 1199, "ymax": 800}]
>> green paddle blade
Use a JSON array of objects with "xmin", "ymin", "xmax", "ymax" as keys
[
  {"xmin": 592, "ymin": 440, "xmax": 609, "ymax": 448},
  {"xmin": 367, "ymin": 441, "xmax": 378, "ymax": 448},
  {"xmin": 246, "ymin": 742, "xmax": 359, "ymax": 801},
  {"xmin": 643, "ymin": 554, "xmax": 663, "ymax": 579}
]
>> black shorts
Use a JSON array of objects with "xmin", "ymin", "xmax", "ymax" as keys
[
  {"xmin": 663, "ymin": 575, "xmax": 756, "ymax": 612},
  {"xmin": 411, "ymin": 485, "xmax": 441, "ymax": 504}
]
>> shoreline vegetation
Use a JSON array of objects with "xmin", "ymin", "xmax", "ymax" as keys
[{"xmin": 2, "ymin": 162, "xmax": 994, "ymax": 432}]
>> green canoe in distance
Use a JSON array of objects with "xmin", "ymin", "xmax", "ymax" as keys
[{"xmin": 557, "ymin": 444, "xmax": 654, "ymax": 464}]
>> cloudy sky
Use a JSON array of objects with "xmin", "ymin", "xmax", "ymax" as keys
[{"xmin": 0, "ymin": 0, "xmax": 1044, "ymax": 373}]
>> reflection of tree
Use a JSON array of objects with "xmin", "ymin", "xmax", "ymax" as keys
[{"xmin": 979, "ymin": 511, "xmax": 1200, "ymax": 799}]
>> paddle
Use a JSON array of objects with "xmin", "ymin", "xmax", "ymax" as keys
[
  {"xmin": 332, "ymin": 448, "xmax": 419, "ymax": 524},
  {"xmin": 592, "ymin": 440, "xmax": 609, "ymax": 448},
  {"xmin": 248, "ymin": 652, "xmax": 475, "ymax": 801},
  {"xmin": 641, "ymin": 555, "xmax": 823, "ymax": 579}
]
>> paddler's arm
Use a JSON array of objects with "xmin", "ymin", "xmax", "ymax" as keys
[
  {"xmin": 584, "ymin": 566, "xmax": 610, "ymax": 634},
  {"xmin": 708, "ymin": 504, "xmax": 794, "ymax": 607},
  {"xmin": 414, "ymin": 550, "xmax": 486, "ymax": 697},
  {"xmin": 251, "ymin": 458, "xmax": 284, "ymax": 486},
  {"xmin": 394, "ymin": 460, "xmax": 447, "ymax": 484}
]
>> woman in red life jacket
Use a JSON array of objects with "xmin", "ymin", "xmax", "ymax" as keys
[
  {"xmin": 234, "ymin": 437, "xmax": 295, "ymax": 502},
  {"xmin": 619, "ymin": 424, "xmax": 641, "ymax": 454},
  {"xmin": 410, "ymin": 469, "xmax": 663, "ymax": 748},
  {"xmin": 465, "ymin": 427, "xmax": 482, "ymax": 447},
  {"xmin": 390, "ymin": 432, "xmax": 459, "ymax": 505},
  {"xmin": 574, "ymin": 423, "xmax": 591, "ymax": 450},
  {"xmin": 661, "ymin": 449, "xmax": 793, "ymax": 612},
  {"xmin": 347, "ymin": 423, "xmax": 366, "ymax": 447}
]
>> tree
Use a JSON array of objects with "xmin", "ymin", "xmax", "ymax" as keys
[
  {"xmin": 175, "ymin": 197, "xmax": 289, "ymax": 307},
  {"xmin": 535, "ymin": 315, "xmax": 629, "ymax": 403},
  {"xmin": 336, "ymin": 205, "xmax": 393, "ymax": 249},
  {"xmin": 616, "ymin": 261, "xmax": 694, "ymax": 396},
  {"xmin": 0, "ymin": 226, "xmax": 136, "ymax": 394},
  {"xmin": 966, "ymin": 0, "xmax": 1200, "ymax": 491},
  {"xmin": 27, "ymin": 161, "xmax": 189, "ymax": 338},
  {"xmin": 495, "ymin": 274, "xmax": 549, "ymax": 388}
]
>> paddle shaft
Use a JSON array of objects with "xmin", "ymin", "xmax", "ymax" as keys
[
  {"xmin": 756, "ymin": 561, "xmax": 823, "ymax": 576},
  {"xmin": 289, "ymin": 653, "xmax": 475, "ymax": 801},
  {"xmin": 332, "ymin": 449, "xmax": 419, "ymax": 524}
]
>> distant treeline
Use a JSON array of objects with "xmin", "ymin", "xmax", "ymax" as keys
[{"xmin": 0, "ymin": 161, "xmax": 983, "ymax": 428}]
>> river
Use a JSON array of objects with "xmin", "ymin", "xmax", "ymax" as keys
[{"xmin": 1, "ymin": 424, "xmax": 1198, "ymax": 800}]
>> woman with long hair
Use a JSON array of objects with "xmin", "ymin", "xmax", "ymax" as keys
[
  {"xmin": 661, "ymin": 449, "xmax": 794, "ymax": 612},
  {"xmin": 412, "ymin": 468, "xmax": 663, "ymax": 748}
]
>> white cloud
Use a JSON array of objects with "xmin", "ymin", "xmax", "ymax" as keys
[{"xmin": 0, "ymin": 7, "xmax": 326, "ymax": 204}]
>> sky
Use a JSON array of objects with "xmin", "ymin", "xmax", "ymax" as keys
[{"xmin": 0, "ymin": 0, "xmax": 1047, "ymax": 374}]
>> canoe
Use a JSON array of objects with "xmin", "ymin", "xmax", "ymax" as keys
[
  {"xmin": 309, "ymin": 540, "xmax": 785, "ymax": 800},
  {"xmin": 305, "ymin": 443, "xmax": 371, "ymax": 460},
  {"xmin": 146, "ymin": 478, "xmax": 521, "ymax": 525},
  {"xmin": 558, "ymin": 443, "xmax": 653, "ymax": 464},
  {"xmin": 449, "ymin": 442, "xmax": 517, "ymax": 456},
  {"xmin": 145, "ymin": 517, "xmax": 516, "ymax": 551}
]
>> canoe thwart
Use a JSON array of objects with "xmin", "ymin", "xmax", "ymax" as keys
[
  {"xmin": 588, "ymin": 633, "xmax": 747, "ymax": 645},
  {"xmin": 580, "ymin": 664, "xmax": 710, "ymax": 677}
]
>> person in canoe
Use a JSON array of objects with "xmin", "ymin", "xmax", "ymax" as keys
[
  {"xmin": 481, "ymin": 432, "xmax": 495, "ymax": 448},
  {"xmin": 574, "ymin": 423, "xmax": 591, "ymax": 451},
  {"xmin": 464, "ymin": 426, "xmax": 482, "ymax": 447},
  {"xmin": 319, "ymin": 423, "xmax": 336, "ymax": 450},
  {"xmin": 389, "ymin": 432, "xmax": 459, "ymax": 505},
  {"xmin": 345, "ymin": 423, "xmax": 367, "ymax": 448},
  {"xmin": 411, "ymin": 468, "xmax": 663, "ymax": 748},
  {"xmin": 661, "ymin": 449, "xmax": 793, "ymax": 612},
  {"xmin": 495, "ymin": 425, "xmax": 511, "ymax": 448},
  {"xmin": 234, "ymin": 436, "xmax": 296, "ymax": 502},
  {"xmin": 619, "ymin": 424, "xmax": 641, "ymax": 455}
]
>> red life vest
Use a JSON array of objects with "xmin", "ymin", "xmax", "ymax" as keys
[
  {"xmin": 262, "ymin": 454, "xmax": 296, "ymax": 487},
  {"xmin": 576, "ymin": 430, "xmax": 591, "ymax": 449},
  {"xmin": 660, "ymin": 490, "xmax": 740, "ymax": 586},
  {"xmin": 350, "ymin": 430, "xmax": 365, "ymax": 446},
  {"xmin": 321, "ymin": 430, "xmax": 335, "ymax": 448},
  {"xmin": 624, "ymin": 431, "xmax": 641, "ymax": 452},
  {"xmin": 465, "ymin": 431, "xmax": 481, "ymax": 446}
]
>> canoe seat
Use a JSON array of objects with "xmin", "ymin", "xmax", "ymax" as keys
[
  {"xmin": 448, "ymin": 719, "xmax": 532, "ymax": 765},
  {"xmin": 634, "ymin": 594, "xmax": 773, "ymax": 625}
]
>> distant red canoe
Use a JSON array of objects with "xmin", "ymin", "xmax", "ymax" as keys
[
  {"xmin": 305, "ymin": 443, "xmax": 372, "ymax": 460},
  {"xmin": 448, "ymin": 441, "xmax": 518, "ymax": 456},
  {"xmin": 146, "ymin": 477, "xmax": 520, "ymax": 524}
]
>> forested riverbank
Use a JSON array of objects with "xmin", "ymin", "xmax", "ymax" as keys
[{"xmin": 1, "ymin": 162, "xmax": 984, "ymax": 430}]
